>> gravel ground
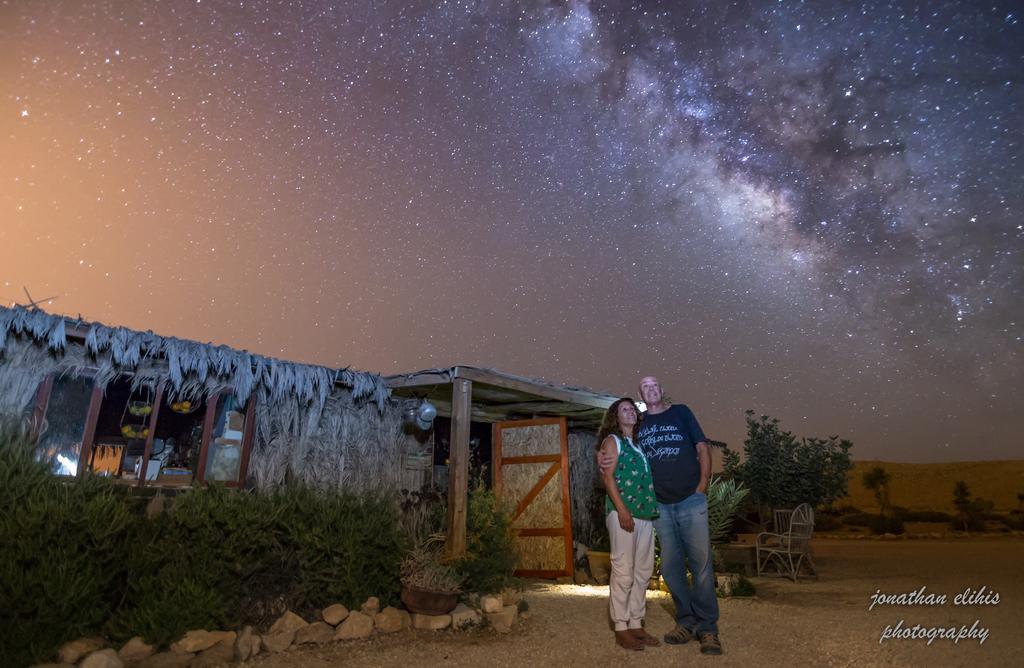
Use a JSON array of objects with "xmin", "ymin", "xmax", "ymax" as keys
[{"xmin": 251, "ymin": 537, "xmax": 1024, "ymax": 667}]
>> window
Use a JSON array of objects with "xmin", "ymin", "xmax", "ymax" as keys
[
  {"xmin": 34, "ymin": 374, "xmax": 95, "ymax": 476},
  {"xmin": 200, "ymin": 393, "xmax": 249, "ymax": 485}
]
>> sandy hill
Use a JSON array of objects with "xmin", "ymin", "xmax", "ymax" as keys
[{"xmin": 837, "ymin": 460, "xmax": 1024, "ymax": 513}]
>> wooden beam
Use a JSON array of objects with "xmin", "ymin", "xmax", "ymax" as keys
[
  {"xmin": 453, "ymin": 366, "xmax": 616, "ymax": 409},
  {"xmin": 384, "ymin": 370, "xmax": 453, "ymax": 389},
  {"xmin": 445, "ymin": 378, "xmax": 472, "ymax": 557}
]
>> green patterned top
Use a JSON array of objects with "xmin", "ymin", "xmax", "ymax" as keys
[{"xmin": 605, "ymin": 434, "xmax": 659, "ymax": 520}]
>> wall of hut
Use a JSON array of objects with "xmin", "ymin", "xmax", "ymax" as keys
[{"xmin": 568, "ymin": 430, "xmax": 602, "ymax": 549}]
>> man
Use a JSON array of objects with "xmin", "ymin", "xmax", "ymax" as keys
[{"xmin": 601, "ymin": 375, "xmax": 722, "ymax": 655}]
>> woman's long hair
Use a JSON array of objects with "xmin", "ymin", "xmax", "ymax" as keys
[{"xmin": 596, "ymin": 397, "xmax": 641, "ymax": 448}]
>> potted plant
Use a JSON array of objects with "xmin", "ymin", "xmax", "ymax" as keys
[{"xmin": 399, "ymin": 537, "xmax": 462, "ymax": 615}]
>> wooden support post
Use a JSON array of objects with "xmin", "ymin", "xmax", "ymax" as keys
[{"xmin": 446, "ymin": 378, "xmax": 472, "ymax": 557}]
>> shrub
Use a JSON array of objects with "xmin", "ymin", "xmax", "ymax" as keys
[
  {"xmin": 0, "ymin": 426, "xmax": 139, "ymax": 666},
  {"xmin": 707, "ymin": 477, "xmax": 749, "ymax": 544},
  {"xmin": 834, "ymin": 504, "xmax": 862, "ymax": 515},
  {"xmin": 731, "ymin": 574, "xmax": 756, "ymax": 597},
  {"xmin": 2, "ymin": 420, "xmax": 406, "ymax": 658},
  {"xmin": 112, "ymin": 484, "xmax": 405, "ymax": 643},
  {"xmin": 456, "ymin": 485, "xmax": 517, "ymax": 595}
]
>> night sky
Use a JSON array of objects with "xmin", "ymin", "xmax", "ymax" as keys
[{"xmin": 2, "ymin": 1, "xmax": 1021, "ymax": 462}]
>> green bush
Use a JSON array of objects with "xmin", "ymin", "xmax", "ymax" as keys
[
  {"xmin": 112, "ymin": 484, "xmax": 405, "ymax": 645},
  {"xmin": 0, "ymin": 426, "xmax": 139, "ymax": 667},
  {"xmin": 1, "ymin": 423, "xmax": 406, "ymax": 661},
  {"xmin": 456, "ymin": 485, "xmax": 517, "ymax": 595},
  {"xmin": 722, "ymin": 411, "xmax": 853, "ymax": 522}
]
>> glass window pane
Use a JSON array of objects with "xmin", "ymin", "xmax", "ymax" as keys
[
  {"xmin": 35, "ymin": 375, "xmax": 94, "ymax": 476},
  {"xmin": 205, "ymin": 394, "xmax": 246, "ymax": 482}
]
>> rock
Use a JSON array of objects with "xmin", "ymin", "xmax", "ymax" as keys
[
  {"xmin": 410, "ymin": 613, "xmax": 452, "ymax": 630},
  {"xmin": 27, "ymin": 664, "xmax": 73, "ymax": 668},
  {"xmin": 335, "ymin": 611, "xmax": 375, "ymax": 640},
  {"xmin": 234, "ymin": 626, "xmax": 254, "ymax": 662},
  {"xmin": 486, "ymin": 604, "xmax": 518, "ymax": 633},
  {"xmin": 295, "ymin": 621, "xmax": 336, "ymax": 645},
  {"xmin": 450, "ymin": 603, "xmax": 482, "ymax": 630},
  {"xmin": 500, "ymin": 587, "xmax": 519, "ymax": 606},
  {"xmin": 80, "ymin": 649, "xmax": 124, "ymax": 668},
  {"xmin": 260, "ymin": 629, "xmax": 296, "ymax": 654},
  {"xmin": 190, "ymin": 639, "xmax": 235, "ymax": 668},
  {"xmin": 321, "ymin": 603, "xmax": 350, "ymax": 626},
  {"xmin": 554, "ymin": 576, "xmax": 573, "ymax": 584},
  {"xmin": 247, "ymin": 634, "xmax": 262, "ymax": 659},
  {"xmin": 136, "ymin": 651, "xmax": 194, "ymax": 668},
  {"xmin": 268, "ymin": 610, "xmax": 308, "ymax": 635},
  {"xmin": 169, "ymin": 630, "xmax": 234, "ymax": 654},
  {"xmin": 58, "ymin": 637, "xmax": 106, "ymax": 664},
  {"xmin": 374, "ymin": 607, "xmax": 406, "ymax": 634},
  {"xmin": 716, "ymin": 573, "xmax": 740, "ymax": 596},
  {"xmin": 360, "ymin": 596, "xmax": 381, "ymax": 616},
  {"xmin": 118, "ymin": 636, "xmax": 154, "ymax": 663},
  {"xmin": 480, "ymin": 594, "xmax": 503, "ymax": 614}
]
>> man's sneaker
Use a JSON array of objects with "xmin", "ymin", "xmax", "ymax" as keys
[
  {"xmin": 699, "ymin": 632, "xmax": 723, "ymax": 655},
  {"xmin": 663, "ymin": 624, "xmax": 695, "ymax": 645}
]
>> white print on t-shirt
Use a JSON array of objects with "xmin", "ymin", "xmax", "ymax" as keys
[{"xmin": 638, "ymin": 424, "xmax": 686, "ymax": 461}]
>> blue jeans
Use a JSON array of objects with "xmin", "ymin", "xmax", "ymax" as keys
[{"xmin": 653, "ymin": 492, "xmax": 719, "ymax": 635}]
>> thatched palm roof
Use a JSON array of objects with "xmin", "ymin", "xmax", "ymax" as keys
[{"xmin": 0, "ymin": 305, "xmax": 390, "ymax": 412}]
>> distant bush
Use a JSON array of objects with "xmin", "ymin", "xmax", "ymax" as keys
[
  {"xmin": 868, "ymin": 515, "xmax": 905, "ymax": 535},
  {"xmin": 814, "ymin": 514, "xmax": 843, "ymax": 531},
  {"xmin": 899, "ymin": 510, "xmax": 952, "ymax": 523},
  {"xmin": 840, "ymin": 513, "xmax": 875, "ymax": 527},
  {"xmin": 834, "ymin": 504, "xmax": 862, "ymax": 515}
]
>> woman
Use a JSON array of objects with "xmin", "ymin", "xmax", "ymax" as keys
[{"xmin": 598, "ymin": 397, "xmax": 660, "ymax": 651}]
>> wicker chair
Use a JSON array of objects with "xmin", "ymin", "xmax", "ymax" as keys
[{"xmin": 756, "ymin": 503, "xmax": 816, "ymax": 581}]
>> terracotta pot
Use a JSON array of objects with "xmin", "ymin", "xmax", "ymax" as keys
[{"xmin": 400, "ymin": 584, "xmax": 459, "ymax": 615}]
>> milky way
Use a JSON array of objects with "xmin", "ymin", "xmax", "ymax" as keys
[{"xmin": 1, "ymin": 1, "xmax": 1021, "ymax": 460}]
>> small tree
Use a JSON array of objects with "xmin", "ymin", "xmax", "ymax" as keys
[
  {"xmin": 723, "ymin": 411, "xmax": 853, "ymax": 527},
  {"xmin": 951, "ymin": 481, "xmax": 986, "ymax": 532},
  {"xmin": 861, "ymin": 466, "xmax": 892, "ymax": 515}
]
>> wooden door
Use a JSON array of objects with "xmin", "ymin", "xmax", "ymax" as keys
[{"xmin": 492, "ymin": 417, "xmax": 572, "ymax": 578}]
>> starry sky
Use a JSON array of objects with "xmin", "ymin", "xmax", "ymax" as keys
[{"xmin": 1, "ymin": 1, "xmax": 1021, "ymax": 462}]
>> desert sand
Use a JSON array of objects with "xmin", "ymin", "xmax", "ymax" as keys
[
  {"xmin": 836, "ymin": 460, "xmax": 1024, "ymax": 513},
  {"xmin": 250, "ymin": 536, "xmax": 1023, "ymax": 667}
]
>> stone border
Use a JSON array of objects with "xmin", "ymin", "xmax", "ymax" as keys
[{"xmin": 44, "ymin": 590, "xmax": 525, "ymax": 668}]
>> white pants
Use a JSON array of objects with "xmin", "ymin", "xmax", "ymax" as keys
[{"xmin": 606, "ymin": 511, "xmax": 655, "ymax": 631}]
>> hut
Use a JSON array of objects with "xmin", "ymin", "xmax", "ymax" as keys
[
  {"xmin": 386, "ymin": 367, "xmax": 618, "ymax": 577},
  {"xmin": 1, "ymin": 305, "xmax": 620, "ymax": 578},
  {"xmin": 0, "ymin": 305, "xmax": 429, "ymax": 496}
]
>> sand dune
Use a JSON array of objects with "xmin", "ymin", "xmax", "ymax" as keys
[{"xmin": 837, "ymin": 460, "xmax": 1024, "ymax": 513}]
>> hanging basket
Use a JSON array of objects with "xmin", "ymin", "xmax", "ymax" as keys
[
  {"xmin": 169, "ymin": 399, "xmax": 200, "ymax": 415},
  {"xmin": 128, "ymin": 401, "xmax": 153, "ymax": 417}
]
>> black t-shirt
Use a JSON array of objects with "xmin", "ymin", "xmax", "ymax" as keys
[{"xmin": 636, "ymin": 404, "xmax": 707, "ymax": 504}]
